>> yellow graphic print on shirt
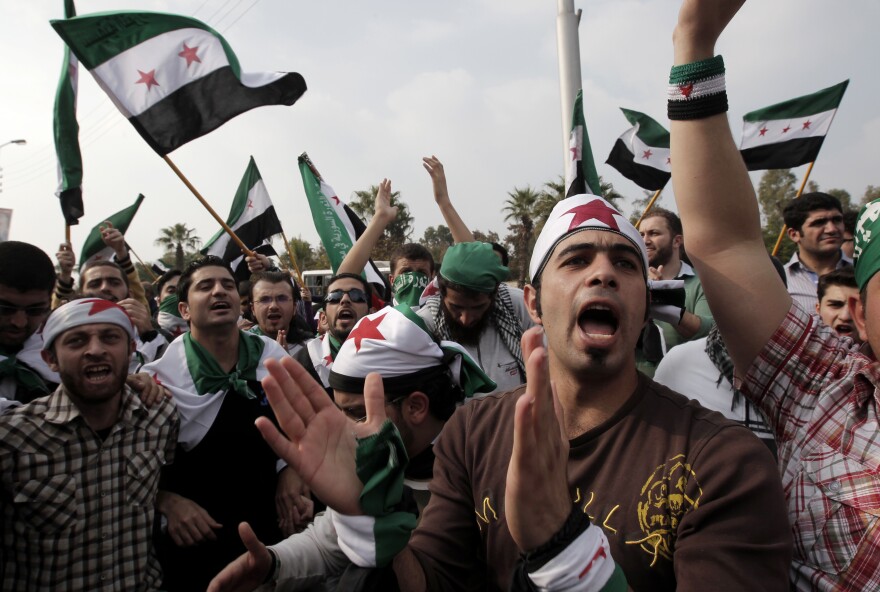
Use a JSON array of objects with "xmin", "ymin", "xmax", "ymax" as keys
[{"xmin": 626, "ymin": 454, "xmax": 702, "ymax": 566}]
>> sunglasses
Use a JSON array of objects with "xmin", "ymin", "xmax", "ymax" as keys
[
  {"xmin": 0, "ymin": 304, "xmax": 51, "ymax": 318},
  {"xmin": 325, "ymin": 288, "xmax": 368, "ymax": 305}
]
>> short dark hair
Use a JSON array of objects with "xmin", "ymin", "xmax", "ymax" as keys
[
  {"xmin": 843, "ymin": 209, "xmax": 859, "ymax": 235},
  {"xmin": 390, "ymin": 243, "xmax": 435, "ymax": 276},
  {"xmin": 157, "ymin": 269, "xmax": 182, "ymax": 296},
  {"xmin": 641, "ymin": 208, "xmax": 683, "ymax": 237},
  {"xmin": 326, "ymin": 273, "xmax": 372, "ymax": 302},
  {"xmin": 177, "ymin": 256, "xmax": 235, "ymax": 303},
  {"xmin": 782, "ymin": 192, "xmax": 843, "ymax": 233},
  {"xmin": 437, "ymin": 273, "xmax": 495, "ymax": 300},
  {"xmin": 79, "ymin": 260, "xmax": 130, "ymax": 291},
  {"xmin": 0, "ymin": 241, "xmax": 55, "ymax": 294},
  {"xmin": 818, "ymin": 267, "xmax": 857, "ymax": 302},
  {"xmin": 385, "ymin": 369, "xmax": 464, "ymax": 422},
  {"xmin": 489, "ymin": 242, "xmax": 510, "ymax": 267},
  {"xmin": 249, "ymin": 271, "xmax": 294, "ymax": 301}
]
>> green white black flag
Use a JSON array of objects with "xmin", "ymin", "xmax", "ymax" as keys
[
  {"xmin": 565, "ymin": 89, "xmax": 602, "ymax": 197},
  {"xmin": 79, "ymin": 194, "xmax": 144, "ymax": 268},
  {"xmin": 53, "ymin": 0, "xmax": 84, "ymax": 225}
]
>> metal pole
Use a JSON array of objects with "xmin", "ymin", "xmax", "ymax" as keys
[{"xmin": 556, "ymin": 0, "xmax": 582, "ymax": 178}]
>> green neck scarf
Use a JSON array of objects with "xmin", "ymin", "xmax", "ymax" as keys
[
  {"xmin": 0, "ymin": 356, "xmax": 50, "ymax": 395},
  {"xmin": 327, "ymin": 333, "xmax": 343, "ymax": 360},
  {"xmin": 183, "ymin": 331, "xmax": 266, "ymax": 399},
  {"xmin": 158, "ymin": 294, "xmax": 182, "ymax": 317}
]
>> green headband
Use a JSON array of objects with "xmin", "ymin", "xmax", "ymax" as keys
[
  {"xmin": 853, "ymin": 199, "xmax": 880, "ymax": 290},
  {"xmin": 440, "ymin": 242, "xmax": 509, "ymax": 293}
]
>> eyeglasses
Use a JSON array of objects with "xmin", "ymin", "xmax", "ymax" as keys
[
  {"xmin": 325, "ymin": 288, "xmax": 368, "ymax": 305},
  {"xmin": 338, "ymin": 395, "xmax": 407, "ymax": 423},
  {"xmin": 254, "ymin": 295, "xmax": 293, "ymax": 306},
  {"xmin": 0, "ymin": 304, "xmax": 51, "ymax": 318}
]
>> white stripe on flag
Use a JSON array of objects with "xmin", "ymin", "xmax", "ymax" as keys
[
  {"xmin": 626, "ymin": 126, "xmax": 671, "ymax": 173},
  {"xmin": 741, "ymin": 107, "xmax": 836, "ymax": 150}
]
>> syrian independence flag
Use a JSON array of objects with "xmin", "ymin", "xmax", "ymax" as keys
[
  {"xmin": 50, "ymin": 11, "xmax": 307, "ymax": 156},
  {"xmin": 203, "ymin": 157, "xmax": 282, "ymax": 278},
  {"xmin": 79, "ymin": 194, "xmax": 144, "ymax": 269},
  {"xmin": 605, "ymin": 108, "xmax": 671, "ymax": 191},
  {"xmin": 298, "ymin": 154, "xmax": 390, "ymax": 301},
  {"xmin": 565, "ymin": 89, "xmax": 602, "ymax": 197},
  {"xmin": 53, "ymin": 0, "xmax": 84, "ymax": 226},
  {"xmin": 740, "ymin": 80, "xmax": 849, "ymax": 171}
]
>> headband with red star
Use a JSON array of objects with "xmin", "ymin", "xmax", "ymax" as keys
[
  {"xmin": 42, "ymin": 298, "xmax": 136, "ymax": 349},
  {"xmin": 529, "ymin": 194, "xmax": 649, "ymax": 281}
]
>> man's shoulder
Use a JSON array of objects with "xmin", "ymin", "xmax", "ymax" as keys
[{"xmin": 445, "ymin": 387, "xmax": 522, "ymax": 434}]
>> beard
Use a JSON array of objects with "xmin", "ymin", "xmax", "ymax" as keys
[
  {"xmin": 648, "ymin": 243, "xmax": 674, "ymax": 268},
  {"xmin": 443, "ymin": 303, "xmax": 492, "ymax": 345}
]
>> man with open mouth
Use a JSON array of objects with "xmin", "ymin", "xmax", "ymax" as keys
[
  {"xmin": 816, "ymin": 267, "xmax": 862, "ymax": 343},
  {"xmin": 0, "ymin": 298, "xmax": 178, "ymax": 590},
  {"xmin": 247, "ymin": 271, "xmax": 313, "ymax": 356}
]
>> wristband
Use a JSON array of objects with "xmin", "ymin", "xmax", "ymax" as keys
[
  {"xmin": 667, "ymin": 55, "xmax": 728, "ymax": 121},
  {"xmin": 263, "ymin": 547, "xmax": 278, "ymax": 584}
]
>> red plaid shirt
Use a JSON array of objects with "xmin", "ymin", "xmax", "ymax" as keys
[{"xmin": 742, "ymin": 303, "xmax": 880, "ymax": 591}]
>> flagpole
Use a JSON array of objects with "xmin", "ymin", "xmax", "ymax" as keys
[
  {"xmin": 126, "ymin": 244, "xmax": 159, "ymax": 282},
  {"xmin": 634, "ymin": 189, "xmax": 663, "ymax": 229},
  {"xmin": 161, "ymin": 155, "xmax": 254, "ymax": 257},
  {"xmin": 280, "ymin": 230, "xmax": 304, "ymax": 285},
  {"xmin": 299, "ymin": 152, "xmax": 323, "ymax": 181},
  {"xmin": 771, "ymin": 161, "xmax": 816, "ymax": 256},
  {"xmin": 65, "ymin": 224, "xmax": 71, "ymax": 244}
]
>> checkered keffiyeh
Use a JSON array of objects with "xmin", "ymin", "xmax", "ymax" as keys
[
  {"xmin": 741, "ymin": 302, "xmax": 880, "ymax": 590},
  {"xmin": 0, "ymin": 386, "xmax": 179, "ymax": 590}
]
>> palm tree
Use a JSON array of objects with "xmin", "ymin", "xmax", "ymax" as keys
[
  {"xmin": 155, "ymin": 223, "xmax": 202, "ymax": 271},
  {"xmin": 503, "ymin": 186, "xmax": 541, "ymax": 284}
]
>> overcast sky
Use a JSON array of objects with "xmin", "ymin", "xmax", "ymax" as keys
[{"xmin": 1, "ymin": 0, "xmax": 877, "ymax": 266}]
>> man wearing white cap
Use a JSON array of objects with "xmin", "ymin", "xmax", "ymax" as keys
[
  {"xmin": 208, "ymin": 304, "xmax": 495, "ymax": 590},
  {"xmin": 0, "ymin": 298, "xmax": 179, "ymax": 590},
  {"xmin": 245, "ymin": 190, "xmax": 791, "ymax": 590}
]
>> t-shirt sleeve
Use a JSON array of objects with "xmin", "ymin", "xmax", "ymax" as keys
[
  {"xmin": 686, "ymin": 278, "xmax": 714, "ymax": 340},
  {"xmin": 673, "ymin": 424, "xmax": 792, "ymax": 591},
  {"xmin": 394, "ymin": 404, "xmax": 485, "ymax": 591}
]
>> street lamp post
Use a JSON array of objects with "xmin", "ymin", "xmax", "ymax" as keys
[{"xmin": 0, "ymin": 138, "xmax": 27, "ymax": 195}]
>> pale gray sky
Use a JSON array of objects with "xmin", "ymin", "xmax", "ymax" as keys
[{"xmin": 1, "ymin": 0, "xmax": 877, "ymax": 265}]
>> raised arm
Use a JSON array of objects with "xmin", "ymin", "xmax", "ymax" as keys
[
  {"xmin": 670, "ymin": 0, "xmax": 791, "ymax": 374},
  {"xmin": 423, "ymin": 156, "xmax": 475, "ymax": 244},
  {"xmin": 337, "ymin": 178, "xmax": 397, "ymax": 276}
]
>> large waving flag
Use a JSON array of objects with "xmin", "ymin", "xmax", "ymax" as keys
[
  {"xmin": 605, "ymin": 108, "xmax": 671, "ymax": 191},
  {"xmin": 50, "ymin": 11, "xmax": 307, "ymax": 156},
  {"xmin": 203, "ymin": 157, "xmax": 282, "ymax": 277},
  {"xmin": 565, "ymin": 89, "xmax": 602, "ymax": 197},
  {"xmin": 298, "ymin": 154, "xmax": 390, "ymax": 300},
  {"xmin": 79, "ymin": 194, "xmax": 144, "ymax": 268},
  {"xmin": 53, "ymin": 0, "xmax": 84, "ymax": 226},
  {"xmin": 740, "ymin": 80, "xmax": 849, "ymax": 171}
]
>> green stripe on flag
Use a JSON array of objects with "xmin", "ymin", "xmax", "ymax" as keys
[
  {"xmin": 743, "ymin": 80, "xmax": 849, "ymax": 122},
  {"xmin": 79, "ymin": 194, "xmax": 145, "ymax": 268},
  {"xmin": 572, "ymin": 90, "xmax": 602, "ymax": 196},
  {"xmin": 621, "ymin": 108, "xmax": 670, "ymax": 149}
]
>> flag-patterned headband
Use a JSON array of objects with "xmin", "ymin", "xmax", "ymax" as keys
[
  {"xmin": 42, "ymin": 298, "xmax": 136, "ymax": 350},
  {"xmin": 529, "ymin": 194, "xmax": 649, "ymax": 282}
]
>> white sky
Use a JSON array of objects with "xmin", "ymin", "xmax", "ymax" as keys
[{"xmin": 1, "ymin": 0, "xmax": 877, "ymax": 266}]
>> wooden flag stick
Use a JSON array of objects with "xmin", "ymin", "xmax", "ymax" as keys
[
  {"xmin": 127, "ymin": 245, "xmax": 159, "ymax": 282},
  {"xmin": 280, "ymin": 230, "xmax": 304, "ymax": 285},
  {"xmin": 64, "ymin": 224, "xmax": 71, "ymax": 244},
  {"xmin": 161, "ymin": 155, "xmax": 254, "ymax": 257},
  {"xmin": 634, "ymin": 189, "xmax": 663, "ymax": 229},
  {"xmin": 299, "ymin": 152, "xmax": 323, "ymax": 181},
  {"xmin": 771, "ymin": 161, "xmax": 816, "ymax": 256}
]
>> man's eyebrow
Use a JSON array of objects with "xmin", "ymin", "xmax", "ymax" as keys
[{"xmin": 554, "ymin": 241, "xmax": 641, "ymax": 260}]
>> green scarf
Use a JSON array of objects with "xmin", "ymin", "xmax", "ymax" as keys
[
  {"xmin": 392, "ymin": 272, "xmax": 429, "ymax": 307},
  {"xmin": 328, "ymin": 333, "xmax": 343, "ymax": 360},
  {"xmin": 0, "ymin": 356, "xmax": 50, "ymax": 395},
  {"xmin": 158, "ymin": 294, "xmax": 182, "ymax": 317},
  {"xmin": 183, "ymin": 331, "xmax": 266, "ymax": 399}
]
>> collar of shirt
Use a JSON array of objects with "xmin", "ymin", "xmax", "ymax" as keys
[
  {"xmin": 43, "ymin": 385, "xmax": 147, "ymax": 427},
  {"xmin": 677, "ymin": 261, "xmax": 696, "ymax": 279},
  {"xmin": 786, "ymin": 250, "xmax": 853, "ymax": 272}
]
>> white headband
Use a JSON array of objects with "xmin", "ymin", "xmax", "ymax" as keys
[{"xmin": 42, "ymin": 298, "xmax": 136, "ymax": 349}]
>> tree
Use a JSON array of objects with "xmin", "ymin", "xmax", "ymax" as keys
[
  {"xmin": 348, "ymin": 185, "xmax": 414, "ymax": 261},
  {"xmin": 420, "ymin": 224, "xmax": 454, "ymax": 264},
  {"xmin": 155, "ymin": 223, "xmax": 202, "ymax": 271},
  {"xmin": 278, "ymin": 235, "xmax": 317, "ymax": 272},
  {"xmin": 756, "ymin": 169, "xmax": 798, "ymax": 259},
  {"xmin": 862, "ymin": 185, "xmax": 880, "ymax": 206},
  {"xmin": 472, "ymin": 229, "xmax": 502, "ymax": 245},
  {"xmin": 503, "ymin": 186, "xmax": 541, "ymax": 285}
]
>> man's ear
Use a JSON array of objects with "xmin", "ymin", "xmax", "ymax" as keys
[
  {"xmin": 178, "ymin": 300, "xmax": 191, "ymax": 322},
  {"xmin": 787, "ymin": 226, "xmax": 802, "ymax": 244},
  {"xmin": 673, "ymin": 234, "xmax": 683, "ymax": 249},
  {"xmin": 850, "ymin": 295, "xmax": 868, "ymax": 343},
  {"xmin": 524, "ymin": 284, "xmax": 542, "ymax": 325},
  {"xmin": 403, "ymin": 392, "xmax": 429, "ymax": 424},
  {"xmin": 41, "ymin": 349, "xmax": 59, "ymax": 373}
]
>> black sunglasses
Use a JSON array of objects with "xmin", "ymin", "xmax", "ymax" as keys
[{"xmin": 325, "ymin": 288, "xmax": 368, "ymax": 304}]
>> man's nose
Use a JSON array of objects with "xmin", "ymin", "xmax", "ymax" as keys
[{"xmin": 8, "ymin": 309, "xmax": 28, "ymax": 328}]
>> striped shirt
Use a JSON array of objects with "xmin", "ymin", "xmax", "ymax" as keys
[
  {"xmin": 741, "ymin": 303, "xmax": 880, "ymax": 591},
  {"xmin": 0, "ymin": 385, "xmax": 178, "ymax": 591},
  {"xmin": 784, "ymin": 250, "xmax": 852, "ymax": 312}
]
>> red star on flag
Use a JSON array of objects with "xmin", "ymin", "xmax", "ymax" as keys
[
  {"xmin": 642, "ymin": 150, "xmax": 653, "ymax": 160},
  {"xmin": 802, "ymin": 120, "xmax": 812, "ymax": 130},
  {"xmin": 247, "ymin": 199, "xmax": 254, "ymax": 209},
  {"xmin": 679, "ymin": 83, "xmax": 694, "ymax": 98},
  {"xmin": 330, "ymin": 195, "xmax": 340, "ymax": 205},
  {"xmin": 178, "ymin": 43, "xmax": 201, "ymax": 67},
  {"xmin": 348, "ymin": 313, "xmax": 387, "ymax": 351},
  {"xmin": 781, "ymin": 125, "xmax": 791, "ymax": 134},
  {"xmin": 136, "ymin": 69, "xmax": 159, "ymax": 91},
  {"xmin": 564, "ymin": 200, "xmax": 620, "ymax": 232},
  {"xmin": 759, "ymin": 127, "xmax": 769, "ymax": 136},
  {"xmin": 86, "ymin": 298, "xmax": 121, "ymax": 316},
  {"xmin": 570, "ymin": 145, "xmax": 580, "ymax": 161}
]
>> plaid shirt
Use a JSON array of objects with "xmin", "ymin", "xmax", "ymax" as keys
[
  {"xmin": 0, "ymin": 385, "xmax": 178, "ymax": 591},
  {"xmin": 741, "ymin": 302, "xmax": 880, "ymax": 591}
]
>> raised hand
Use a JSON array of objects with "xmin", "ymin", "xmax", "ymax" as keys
[
  {"xmin": 422, "ymin": 155, "xmax": 450, "ymax": 204},
  {"xmin": 505, "ymin": 326, "xmax": 571, "ymax": 552},
  {"xmin": 374, "ymin": 178, "xmax": 398, "ymax": 224},
  {"xmin": 117, "ymin": 297, "xmax": 153, "ymax": 336},
  {"xmin": 257, "ymin": 357, "xmax": 389, "ymax": 515},
  {"xmin": 206, "ymin": 522, "xmax": 272, "ymax": 592},
  {"xmin": 100, "ymin": 220, "xmax": 128, "ymax": 259},
  {"xmin": 674, "ymin": 0, "xmax": 745, "ymax": 62},
  {"xmin": 126, "ymin": 372, "xmax": 171, "ymax": 407},
  {"xmin": 56, "ymin": 242, "xmax": 76, "ymax": 280}
]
